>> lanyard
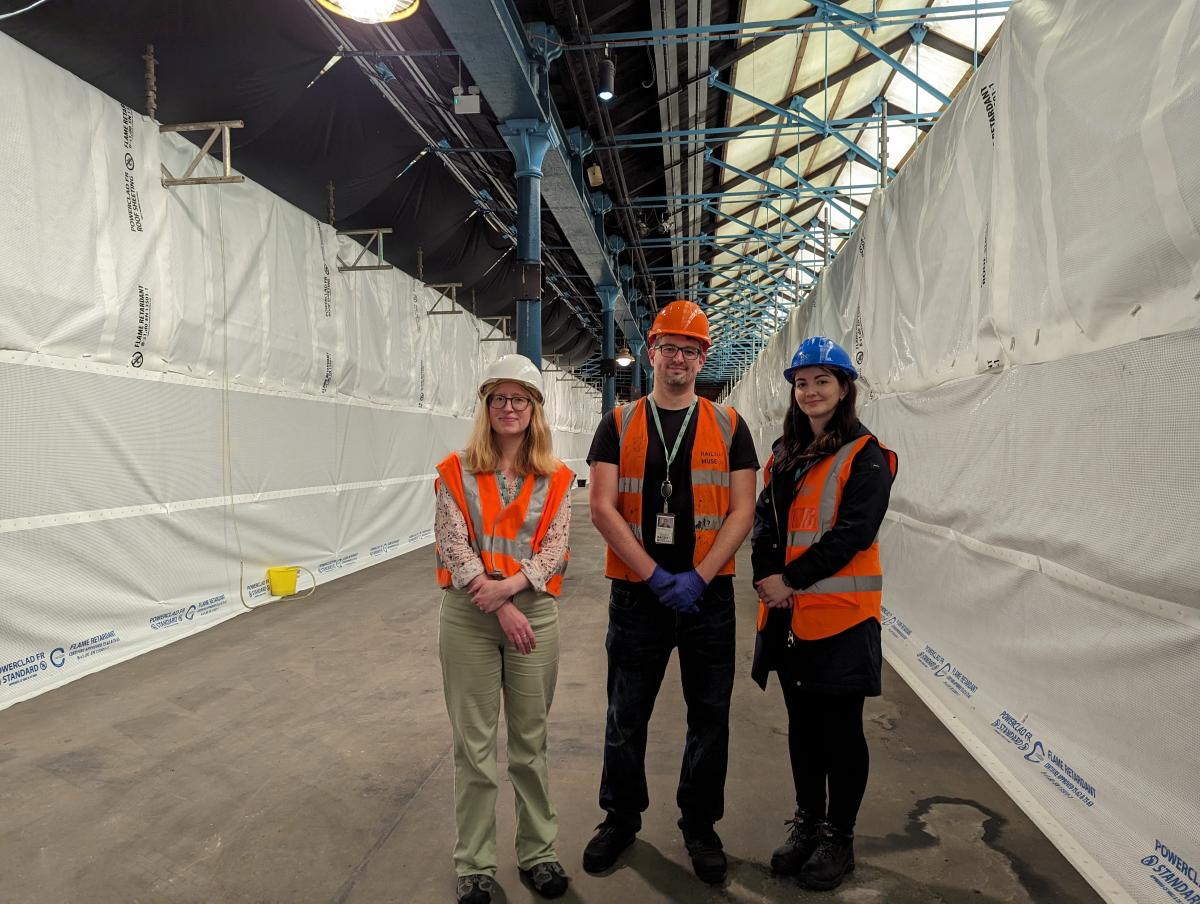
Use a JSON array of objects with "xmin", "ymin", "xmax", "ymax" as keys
[{"xmin": 648, "ymin": 398, "xmax": 697, "ymax": 512}]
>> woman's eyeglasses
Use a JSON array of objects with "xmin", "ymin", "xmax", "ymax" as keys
[
  {"xmin": 655, "ymin": 343, "xmax": 702, "ymax": 361},
  {"xmin": 488, "ymin": 394, "xmax": 532, "ymax": 411}
]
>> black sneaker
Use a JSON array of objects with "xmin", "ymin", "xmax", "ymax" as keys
[
  {"xmin": 799, "ymin": 823, "xmax": 855, "ymax": 891},
  {"xmin": 520, "ymin": 861, "xmax": 569, "ymax": 898},
  {"xmin": 582, "ymin": 820, "xmax": 637, "ymax": 873},
  {"xmin": 680, "ymin": 822, "xmax": 727, "ymax": 885},
  {"xmin": 455, "ymin": 874, "xmax": 494, "ymax": 904},
  {"xmin": 770, "ymin": 810, "xmax": 822, "ymax": 875}
]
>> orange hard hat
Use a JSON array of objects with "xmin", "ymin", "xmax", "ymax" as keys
[{"xmin": 648, "ymin": 300, "xmax": 711, "ymax": 349}]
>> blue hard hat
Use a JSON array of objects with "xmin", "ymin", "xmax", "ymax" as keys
[{"xmin": 783, "ymin": 336, "xmax": 858, "ymax": 383}]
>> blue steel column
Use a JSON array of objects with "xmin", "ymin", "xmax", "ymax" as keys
[
  {"xmin": 630, "ymin": 338, "xmax": 644, "ymax": 399},
  {"xmin": 598, "ymin": 285, "xmax": 619, "ymax": 413},
  {"xmin": 499, "ymin": 120, "xmax": 558, "ymax": 367},
  {"xmin": 641, "ymin": 313, "xmax": 655, "ymax": 394}
]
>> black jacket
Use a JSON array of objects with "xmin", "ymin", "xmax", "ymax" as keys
[{"xmin": 750, "ymin": 421, "xmax": 895, "ymax": 694}]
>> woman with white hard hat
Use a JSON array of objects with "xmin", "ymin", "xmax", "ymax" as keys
[
  {"xmin": 749, "ymin": 337, "xmax": 898, "ymax": 892},
  {"xmin": 433, "ymin": 354, "xmax": 575, "ymax": 904}
]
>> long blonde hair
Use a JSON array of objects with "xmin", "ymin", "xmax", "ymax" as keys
[{"xmin": 463, "ymin": 387, "xmax": 559, "ymax": 477}]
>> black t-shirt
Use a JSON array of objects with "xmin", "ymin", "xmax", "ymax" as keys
[{"xmin": 587, "ymin": 399, "xmax": 759, "ymax": 572}]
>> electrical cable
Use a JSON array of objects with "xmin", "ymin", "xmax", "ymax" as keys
[
  {"xmin": 0, "ymin": 0, "xmax": 51, "ymax": 21},
  {"xmin": 212, "ymin": 184, "xmax": 256, "ymax": 612},
  {"xmin": 212, "ymin": 181, "xmax": 315, "ymax": 612},
  {"xmin": 641, "ymin": 43, "xmax": 656, "ymax": 89}
]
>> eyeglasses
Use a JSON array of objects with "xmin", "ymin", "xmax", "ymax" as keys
[
  {"xmin": 488, "ymin": 394, "xmax": 532, "ymax": 411},
  {"xmin": 654, "ymin": 343, "xmax": 703, "ymax": 361}
]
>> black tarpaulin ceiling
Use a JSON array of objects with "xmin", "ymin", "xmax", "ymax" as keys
[{"xmin": 2, "ymin": 0, "xmax": 597, "ymax": 365}]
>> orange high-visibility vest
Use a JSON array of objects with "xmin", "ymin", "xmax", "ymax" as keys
[
  {"xmin": 605, "ymin": 397, "xmax": 739, "ymax": 581},
  {"xmin": 756, "ymin": 436, "xmax": 897, "ymax": 640},
  {"xmin": 434, "ymin": 453, "xmax": 575, "ymax": 597}
]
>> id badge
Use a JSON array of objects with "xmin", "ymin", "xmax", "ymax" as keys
[{"xmin": 655, "ymin": 513, "xmax": 675, "ymax": 545}]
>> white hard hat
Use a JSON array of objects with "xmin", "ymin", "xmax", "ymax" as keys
[{"xmin": 480, "ymin": 354, "xmax": 544, "ymax": 401}]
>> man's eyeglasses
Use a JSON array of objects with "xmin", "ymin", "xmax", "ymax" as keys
[
  {"xmin": 488, "ymin": 394, "xmax": 532, "ymax": 411},
  {"xmin": 655, "ymin": 343, "xmax": 703, "ymax": 361}
]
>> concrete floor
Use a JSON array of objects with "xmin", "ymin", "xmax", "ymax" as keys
[{"xmin": 0, "ymin": 493, "xmax": 1102, "ymax": 904}]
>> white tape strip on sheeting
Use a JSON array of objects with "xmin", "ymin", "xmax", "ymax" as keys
[
  {"xmin": 886, "ymin": 510, "xmax": 1200, "ymax": 631},
  {"xmin": 0, "ymin": 475, "xmax": 434, "ymax": 536},
  {"xmin": 0, "ymin": 348, "xmax": 589, "ymax": 430}
]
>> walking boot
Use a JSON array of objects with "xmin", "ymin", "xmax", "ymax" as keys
[
  {"xmin": 799, "ymin": 823, "xmax": 855, "ymax": 891},
  {"xmin": 680, "ymin": 821, "xmax": 727, "ymax": 885},
  {"xmin": 519, "ymin": 861, "xmax": 569, "ymax": 898},
  {"xmin": 769, "ymin": 809, "xmax": 821, "ymax": 875},
  {"xmin": 583, "ymin": 818, "xmax": 637, "ymax": 873},
  {"xmin": 455, "ymin": 874, "xmax": 495, "ymax": 904}
]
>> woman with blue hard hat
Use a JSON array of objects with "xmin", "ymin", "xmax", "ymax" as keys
[{"xmin": 749, "ymin": 336, "xmax": 897, "ymax": 891}]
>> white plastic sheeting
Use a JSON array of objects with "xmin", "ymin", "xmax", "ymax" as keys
[
  {"xmin": 726, "ymin": 3, "xmax": 1200, "ymax": 903},
  {"xmin": 0, "ymin": 33, "xmax": 599, "ymax": 711}
]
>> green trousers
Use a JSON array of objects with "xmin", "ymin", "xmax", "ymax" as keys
[{"xmin": 439, "ymin": 588, "xmax": 561, "ymax": 877}]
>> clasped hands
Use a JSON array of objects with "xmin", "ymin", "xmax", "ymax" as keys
[
  {"xmin": 646, "ymin": 566, "xmax": 709, "ymax": 615},
  {"xmin": 755, "ymin": 573, "xmax": 794, "ymax": 608},
  {"xmin": 467, "ymin": 573, "xmax": 536, "ymax": 655}
]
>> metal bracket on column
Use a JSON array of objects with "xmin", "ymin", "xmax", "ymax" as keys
[
  {"xmin": 480, "ymin": 316, "xmax": 512, "ymax": 342},
  {"xmin": 591, "ymin": 192, "xmax": 613, "ymax": 215},
  {"xmin": 159, "ymin": 121, "xmax": 245, "ymax": 187},
  {"xmin": 426, "ymin": 283, "xmax": 464, "ymax": 315},
  {"xmin": 527, "ymin": 22, "xmax": 564, "ymax": 66},
  {"xmin": 499, "ymin": 119, "xmax": 558, "ymax": 182},
  {"xmin": 566, "ymin": 127, "xmax": 593, "ymax": 160},
  {"xmin": 498, "ymin": 119, "xmax": 559, "ymax": 264},
  {"xmin": 336, "ymin": 228, "xmax": 394, "ymax": 272}
]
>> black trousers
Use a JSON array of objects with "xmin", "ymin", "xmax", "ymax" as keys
[
  {"xmin": 779, "ymin": 681, "xmax": 869, "ymax": 834},
  {"xmin": 599, "ymin": 577, "xmax": 736, "ymax": 831}
]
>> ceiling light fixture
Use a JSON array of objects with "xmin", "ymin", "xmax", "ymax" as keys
[
  {"xmin": 615, "ymin": 345, "xmax": 634, "ymax": 367},
  {"xmin": 316, "ymin": 0, "xmax": 420, "ymax": 25},
  {"xmin": 597, "ymin": 52, "xmax": 616, "ymax": 102}
]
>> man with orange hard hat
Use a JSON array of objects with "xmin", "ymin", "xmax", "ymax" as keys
[{"xmin": 583, "ymin": 300, "xmax": 758, "ymax": 885}]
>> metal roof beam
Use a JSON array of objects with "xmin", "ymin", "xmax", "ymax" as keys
[
  {"xmin": 809, "ymin": 0, "xmax": 952, "ymax": 106},
  {"xmin": 610, "ymin": 110, "xmax": 937, "ymax": 144},
  {"xmin": 703, "ymin": 256, "xmax": 803, "ymax": 291},
  {"xmin": 771, "ymin": 157, "xmax": 861, "ymax": 224},
  {"xmin": 631, "ymin": 181, "xmax": 881, "ymax": 204},
  {"xmin": 922, "ymin": 28, "xmax": 990, "ymax": 66},
  {"xmin": 708, "ymin": 71, "xmax": 894, "ymax": 177},
  {"xmin": 706, "ymin": 151, "xmax": 859, "ymax": 227},
  {"xmin": 425, "ymin": 0, "xmax": 644, "ymax": 347},
  {"xmin": 589, "ymin": 4, "xmax": 1012, "ymax": 43},
  {"xmin": 638, "ymin": 229, "xmax": 823, "ymax": 246},
  {"xmin": 702, "ymin": 204, "xmax": 824, "ymax": 279},
  {"xmin": 718, "ymin": 150, "xmax": 858, "ymax": 226}
]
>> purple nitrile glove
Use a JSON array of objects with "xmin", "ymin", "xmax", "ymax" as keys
[
  {"xmin": 658, "ymin": 569, "xmax": 707, "ymax": 615},
  {"xmin": 646, "ymin": 565, "xmax": 676, "ymax": 600}
]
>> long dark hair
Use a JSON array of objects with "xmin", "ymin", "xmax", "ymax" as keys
[{"xmin": 776, "ymin": 367, "xmax": 859, "ymax": 475}]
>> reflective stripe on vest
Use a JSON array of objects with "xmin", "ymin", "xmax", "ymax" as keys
[
  {"xmin": 618, "ymin": 477, "xmax": 643, "ymax": 494},
  {"xmin": 755, "ymin": 436, "xmax": 897, "ymax": 640},
  {"xmin": 434, "ymin": 452, "xmax": 574, "ymax": 596},
  {"xmin": 605, "ymin": 397, "xmax": 738, "ymax": 581}
]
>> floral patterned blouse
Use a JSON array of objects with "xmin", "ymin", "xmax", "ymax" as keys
[{"xmin": 434, "ymin": 478, "xmax": 572, "ymax": 594}]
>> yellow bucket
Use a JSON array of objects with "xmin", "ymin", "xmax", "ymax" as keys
[{"xmin": 267, "ymin": 566, "xmax": 300, "ymax": 596}]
